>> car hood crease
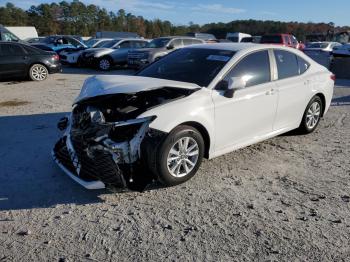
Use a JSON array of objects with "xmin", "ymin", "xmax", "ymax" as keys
[{"xmin": 74, "ymin": 75, "xmax": 201, "ymax": 103}]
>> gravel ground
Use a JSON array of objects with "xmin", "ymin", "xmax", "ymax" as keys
[{"xmin": 0, "ymin": 67, "xmax": 349, "ymax": 261}]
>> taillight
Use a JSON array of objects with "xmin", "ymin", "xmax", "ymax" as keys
[
  {"xmin": 330, "ymin": 74, "xmax": 336, "ymax": 81},
  {"xmin": 52, "ymin": 54, "xmax": 59, "ymax": 60}
]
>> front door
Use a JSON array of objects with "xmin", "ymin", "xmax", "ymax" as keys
[{"xmin": 212, "ymin": 50, "xmax": 278, "ymax": 152}]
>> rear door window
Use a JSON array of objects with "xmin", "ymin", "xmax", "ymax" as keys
[
  {"xmin": 132, "ymin": 41, "xmax": 147, "ymax": 48},
  {"xmin": 274, "ymin": 50, "xmax": 299, "ymax": 79},
  {"xmin": 1, "ymin": 44, "xmax": 26, "ymax": 56},
  {"xmin": 225, "ymin": 50, "xmax": 271, "ymax": 87}
]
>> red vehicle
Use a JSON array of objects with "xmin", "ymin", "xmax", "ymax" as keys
[{"xmin": 260, "ymin": 34, "xmax": 302, "ymax": 49}]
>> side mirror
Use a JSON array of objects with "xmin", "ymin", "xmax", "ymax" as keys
[
  {"xmin": 216, "ymin": 77, "xmax": 246, "ymax": 98},
  {"xmin": 167, "ymin": 44, "xmax": 174, "ymax": 50}
]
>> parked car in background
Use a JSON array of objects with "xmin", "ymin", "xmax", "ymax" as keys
[
  {"xmin": 332, "ymin": 43, "xmax": 350, "ymax": 57},
  {"xmin": 31, "ymin": 35, "xmax": 87, "ymax": 53},
  {"xmin": 260, "ymin": 34, "xmax": 300, "ymax": 49},
  {"xmin": 0, "ymin": 25, "xmax": 20, "ymax": 42},
  {"xmin": 0, "ymin": 41, "xmax": 61, "ymax": 81},
  {"xmin": 127, "ymin": 36, "xmax": 205, "ymax": 69},
  {"xmin": 53, "ymin": 43, "xmax": 334, "ymax": 190},
  {"xmin": 25, "ymin": 37, "xmax": 45, "ymax": 44},
  {"xmin": 252, "ymin": 36, "xmax": 262, "ymax": 43},
  {"xmin": 304, "ymin": 42, "xmax": 341, "ymax": 57},
  {"xmin": 186, "ymin": 32, "xmax": 217, "ymax": 43},
  {"xmin": 303, "ymin": 42, "xmax": 341, "ymax": 68},
  {"xmin": 84, "ymin": 38, "xmax": 113, "ymax": 48},
  {"xmin": 59, "ymin": 38, "xmax": 114, "ymax": 65},
  {"xmin": 79, "ymin": 38, "xmax": 149, "ymax": 70},
  {"xmin": 226, "ymin": 32, "xmax": 252, "ymax": 43}
]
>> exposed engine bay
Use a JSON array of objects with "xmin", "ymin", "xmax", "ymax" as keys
[{"xmin": 53, "ymin": 87, "xmax": 197, "ymax": 190}]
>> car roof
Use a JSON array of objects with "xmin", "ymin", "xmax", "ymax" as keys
[
  {"xmin": 187, "ymin": 43, "xmax": 302, "ymax": 53},
  {"xmin": 156, "ymin": 36, "xmax": 203, "ymax": 39}
]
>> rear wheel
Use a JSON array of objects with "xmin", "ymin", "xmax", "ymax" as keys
[
  {"xmin": 299, "ymin": 96, "xmax": 323, "ymax": 134},
  {"xmin": 153, "ymin": 125, "xmax": 205, "ymax": 186},
  {"xmin": 29, "ymin": 64, "xmax": 48, "ymax": 81}
]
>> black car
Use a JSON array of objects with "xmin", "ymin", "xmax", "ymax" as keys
[{"xmin": 0, "ymin": 41, "xmax": 62, "ymax": 81}]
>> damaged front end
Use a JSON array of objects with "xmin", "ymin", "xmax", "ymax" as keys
[{"xmin": 52, "ymin": 87, "xmax": 195, "ymax": 190}]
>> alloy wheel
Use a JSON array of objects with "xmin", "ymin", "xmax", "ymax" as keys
[
  {"xmin": 167, "ymin": 137, "xmax": 199, "ymax": 178},
  {"xmin": 306, "ymin": 101, "xmax": 321, "ymax": 129},
  {"xmin": 31, "ymin": 65, "xmax": 48, "ymax": 81},
  {"xmin": 99, "ymin": 59, "xmax": 110, "ymax": 70}
]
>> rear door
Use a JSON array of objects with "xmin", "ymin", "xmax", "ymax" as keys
[
  {"xmin": 0, "ymin": 43, "xmax": 28, "ymax": 78},
  {"xmin": 272, "ymin": 49, "xmax": 311, "ymax": 130}
]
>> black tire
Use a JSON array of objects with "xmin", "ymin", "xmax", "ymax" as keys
[
  {"xmin": 151, "ymin": 125, "xmax": 205, "ymax": 186},
  {"xmin": 98, "ymin": 57, "xmax": 112, "ymax": 71},
  {"xmin": 29, "ymin": 64, "xmax": 48, "ymax": 81},
  {"xmin": 298, "ymin": 96, "xmax": 323, "ymax": 134}
]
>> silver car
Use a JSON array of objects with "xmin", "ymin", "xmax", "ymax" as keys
[
  {"xmin": 303, "ymin": 42, "xmax": 341, "ymax": 68},
  {"xmin": 127, "ymin": 36, "xmax": 205, "ymax": 69},
  {"xmin": 80, "ymin": 38, "xmax": 149, "ymax": 70}
]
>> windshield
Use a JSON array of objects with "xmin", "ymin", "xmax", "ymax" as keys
[
  {"xmin": 146, "ymin": 38, "xmax": 171, "ymax": 48},
  {"xmin": 137, "ymin": 48, "xmax": 235, "ymax": 87},
  {"xmin": 94, "ymin": 40, "xmax": 110, "ymax": 48},
  {"xmin": 261, "ymin": 35, "xmax": 283, "ymax": 44},
  {"xmin": 85, "ymin": 39, "xmax": 99, "ymax": 47},
  {"xmin": 306, "ymin": 42, "xmax": 329, "ymax": 49},
  {"xmin": 100, "ymin": 39, "xmax": 120, "ymax": 48},
  {"xmin": 2, "ymin": 32, "xmax": 19, "ymax": 41}
]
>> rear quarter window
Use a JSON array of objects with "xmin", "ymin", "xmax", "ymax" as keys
[{"xmin": 297, "ymin": 56, "xmax": 310, "ymax": 74}]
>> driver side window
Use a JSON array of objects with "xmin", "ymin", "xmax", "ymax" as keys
[{"xmin": 225, "ymin": 50, "xmax": 271, "ymax": 87}]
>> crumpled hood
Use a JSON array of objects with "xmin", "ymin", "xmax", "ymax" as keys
[{"xmin": 74, "ymin": 75, "xmax": 201, "ymax": 103}]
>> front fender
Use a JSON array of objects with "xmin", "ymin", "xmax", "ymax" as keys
[{"xmin": 138, "ymin": 88, "xmax": 216, "ymax": 155}]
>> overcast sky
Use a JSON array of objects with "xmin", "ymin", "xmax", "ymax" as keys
[{"xmin": 1, "ymin": 0, "xmax": 349, "ymax": 26}]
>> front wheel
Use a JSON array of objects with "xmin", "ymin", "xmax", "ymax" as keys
[
  {"xmin": 29, "ymin": 64, "xmax": 48, "ymax": 81},
  {"xmin": 299, "ymin": 96, "xmax": 323, "ymax": 134},
  {"xmin": 98, "ymin": 57, "xmax": 112, "ymax": 71},
  {"xmin": 154, "ymin": 125, "xmax": 205, "ymax": 186}
]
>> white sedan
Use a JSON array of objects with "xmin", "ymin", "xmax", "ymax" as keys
[{"xmin": 53, "ymin": 43, "xmax": 334, "ymax": 189}]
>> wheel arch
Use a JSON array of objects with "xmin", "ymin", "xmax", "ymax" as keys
[
  {"xmin": 314, "ymin": 93, "xmax": 326, "ymax": 117},
  {"xmin": 28, "ymin": 62, "xmax": 49, "ymax": 77},
  {"xmin": 175, "ymin": 121, "xmax": 211, "ymax": 159}
]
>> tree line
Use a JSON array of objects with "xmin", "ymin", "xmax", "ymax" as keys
[{"xmin": 0, "ymin": 1, "xmax": 349, "ymax": 40}]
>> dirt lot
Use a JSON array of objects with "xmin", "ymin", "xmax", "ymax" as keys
[{"xmin": 0, "ymin": 67, "xmax": 349, "ymax": 261}]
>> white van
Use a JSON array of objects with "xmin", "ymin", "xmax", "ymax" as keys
[{"xmin": 226, "ymin": 32, "xmax": 252, "ymax": 43}]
